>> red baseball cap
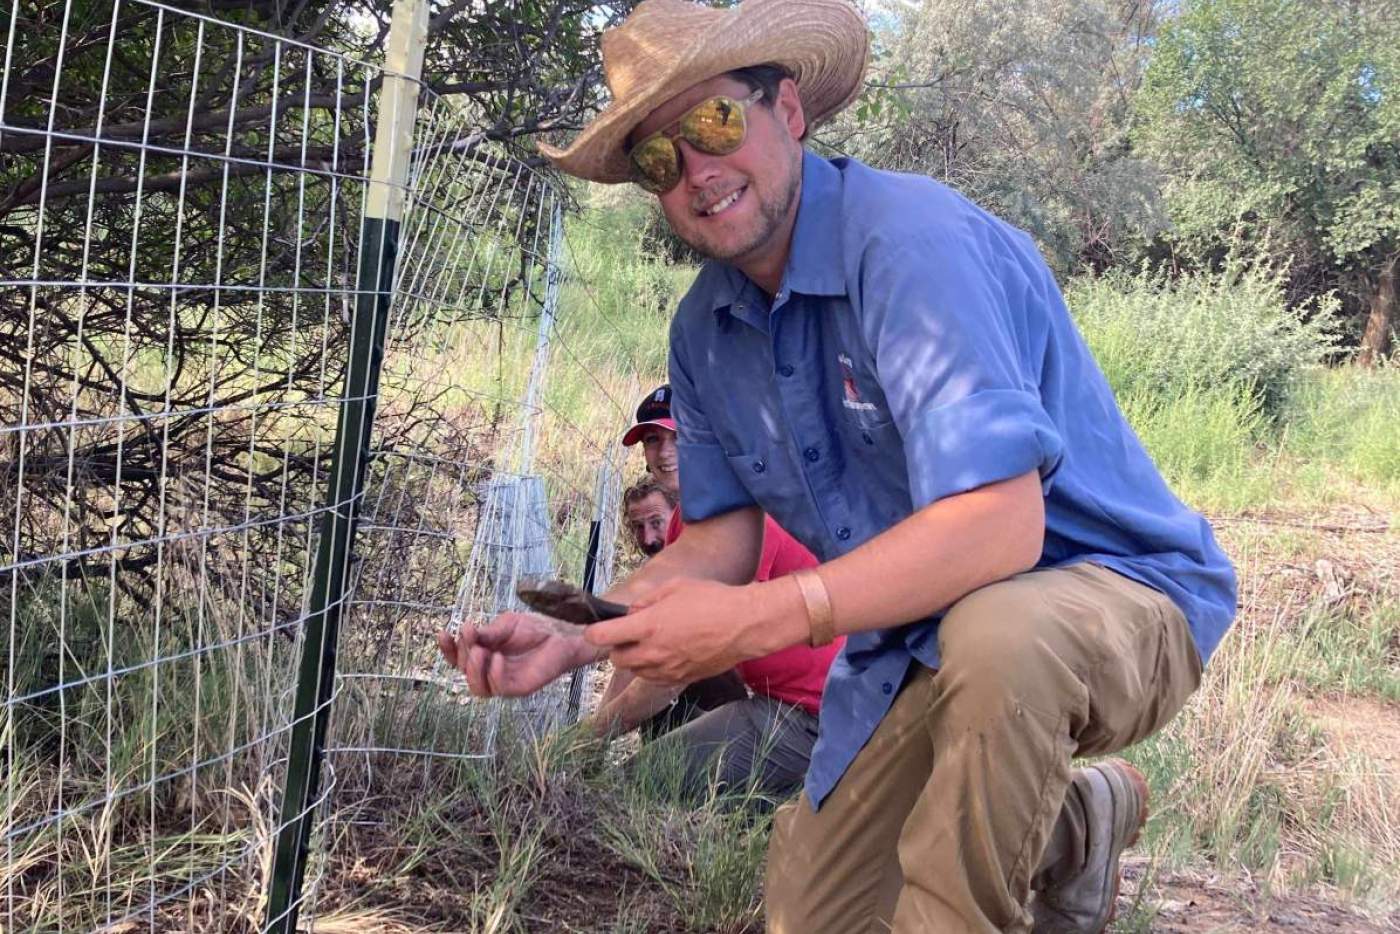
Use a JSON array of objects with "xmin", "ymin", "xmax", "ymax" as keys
[{"xmin": 621, "ymin": 384, "xmax": 677, "ymax": 447}]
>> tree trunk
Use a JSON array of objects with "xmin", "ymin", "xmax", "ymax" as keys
[{"xmin": 1357, "ymin": 253, "xmax": 1398, "ymax": 366}]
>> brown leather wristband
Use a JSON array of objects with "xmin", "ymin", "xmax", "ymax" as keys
[{"xmin": 792, "ymin": 568, "xmax": 835, "ymax": 648}]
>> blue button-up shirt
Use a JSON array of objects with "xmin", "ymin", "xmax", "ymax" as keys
[{"xmin": 668, "ymin": 151, "xmax": 1237, "ymax": 808}]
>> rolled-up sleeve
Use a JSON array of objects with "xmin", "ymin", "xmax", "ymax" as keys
[
  {"xmin": 859, "ymin": 229, "xmax": 1064, "ymax": 510},
  {"xmin": 668, "ymin": 330, "xmax": 757, "ymax": 524}
]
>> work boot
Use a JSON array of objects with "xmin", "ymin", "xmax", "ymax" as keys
[{"xmin": 1032, "ymin": 758, "xmax": 1149, "ymax": 933}]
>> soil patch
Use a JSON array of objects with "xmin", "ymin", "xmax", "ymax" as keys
[{"xmin": 1121, "ymin": 864, "xmax": 1400, "ymax": 932}]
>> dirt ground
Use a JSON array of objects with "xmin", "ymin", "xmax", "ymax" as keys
[{"xmin": 1122, "ymin": 862, "xmax": 1400, "ymax": 932}]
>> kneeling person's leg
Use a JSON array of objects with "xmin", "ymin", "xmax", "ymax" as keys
[
  {"xmin": 766, "ymin": 669, "xmax": 934, "ymax": 934},
  {"xmin": 890, "ymin": 563, "xmax": 1201, "ymax": 932},
  {"xmin": 662, "ymin": 695, "xmax": 818, "ymax": 801}
]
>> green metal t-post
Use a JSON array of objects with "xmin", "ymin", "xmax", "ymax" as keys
[{"xmin": 263, "ymin": 0, "xmax": 427, "ymax": 929}]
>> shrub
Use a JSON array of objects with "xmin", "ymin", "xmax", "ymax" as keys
[
  {"xmin": 1066, "ymin": 263, "xmax": 1339, "ymax": 420},
  {"xmin": 560, "ymin": 202, "xmax": 693, "ymax": 379}
]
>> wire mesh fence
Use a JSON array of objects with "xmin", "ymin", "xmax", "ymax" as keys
[{"xmin": 1, "ymin": 0, "xmax": 652, "ymax": 928}]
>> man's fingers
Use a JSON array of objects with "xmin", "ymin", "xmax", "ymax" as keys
[
  {"xmin": 619, "ymin": 661, "xmax": 671, "ymax": 683},
  {"xmin": 437, "ymin": 628, "xmax": 492, "ymax": 696},
  {"xmin": 463, "ymin": 643, "xmax": 494, "ymax": 695},
  {"xmin": 584, "ymin": 614, "xmax": 650, "ymax": 648},
  {"xmin": 471, "ymin": 616, "xmax": 519, "ymax": 649},
  {"xmin": 473, "ymin": 612, "xmax": 562, "ymax": 649},
  {"xmin": 441, "ymin": 628, "xmax": 477, "ymax": 675},
  {"xmin": 608, "ymin": 642, "xmax": 662, "ymax": 672},
  {"xmin": 487, "ymin": 652, "xmax": 510, "ymax": 696},
  {"xmin": 436, "ymin": 630, "xmax": 458, "ymax": 668},
  {"xmin": 627, "ymin": 578, "xmax": 684, "ymax": 611}
]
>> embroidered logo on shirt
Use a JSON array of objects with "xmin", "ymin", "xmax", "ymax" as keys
[{"xmin": 839, "ymin": 353, "xmax": 877, "ymax": 412}]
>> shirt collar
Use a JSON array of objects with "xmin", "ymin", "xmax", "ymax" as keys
[
  {"xmin": 706, "ymin": 150, "xmax": 847, "ymax": 318},
  {"xmin": 782, "ymin": 151, "xmax": 847, "ymax": 298}
]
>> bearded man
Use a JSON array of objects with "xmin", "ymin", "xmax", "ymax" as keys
[
  {"xmin": 439, "ymin": 2, "xmax": 1236, "ymax": 931},
  {"xmin": 622, "ymin": 476, "xmax": 675, "ymax": 558}
]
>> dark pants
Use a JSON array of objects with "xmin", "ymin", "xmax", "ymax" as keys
[{"xmin": 658, "ymin": 694, "xmax": 820, "ymax": 803}]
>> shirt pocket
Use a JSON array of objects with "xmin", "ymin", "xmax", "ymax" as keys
[
  {"xmin": 841, "ymin": 412, "xmax": 904, "ymax": 472},
  {"xmin": 837, "ymin": 414, "xmax": 913, "ymax": 525},
  {"xmin": 841, "ymin": 410, "xmax": 899, "ymax": 449}
]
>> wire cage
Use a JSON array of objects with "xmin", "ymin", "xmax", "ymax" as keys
[{"xmin": 1, "ymin": 0, "xmax": 640, "ymax": 928}]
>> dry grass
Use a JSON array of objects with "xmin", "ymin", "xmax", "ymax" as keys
[{"xmin": 1114, "ymin": 509, "xmax": 1400, "ymax": 930}]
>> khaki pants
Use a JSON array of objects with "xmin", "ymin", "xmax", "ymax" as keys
[{"xmin": 765, "ymin": 563, "xmax": 1203, "ymax": 933}]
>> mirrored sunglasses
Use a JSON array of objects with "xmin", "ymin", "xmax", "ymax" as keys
[{"xmin": 628, "ymin": 89, "xmax": 766, "ymax": 194}]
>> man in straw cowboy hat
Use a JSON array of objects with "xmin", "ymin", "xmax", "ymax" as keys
[{"xmin": 438, "ymin": 0, "xmax": 1237, "ymax": 930}]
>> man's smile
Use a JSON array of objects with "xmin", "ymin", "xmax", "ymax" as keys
[{"xmin": 696, "ymin": 184, "xmax": 748, "ymax": 217}]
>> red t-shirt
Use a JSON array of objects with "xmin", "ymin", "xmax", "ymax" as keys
[{"xmin": 665, "ymin": 509, "xmax": 843, "ymax": 716}]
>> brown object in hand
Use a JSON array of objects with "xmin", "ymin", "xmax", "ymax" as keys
[{"xmin": 516, "ymin": 577, "xmax": 629, "ymax": 626}]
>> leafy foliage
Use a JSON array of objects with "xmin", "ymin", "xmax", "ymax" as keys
[
  {"xmin": 837, "ymin": 0, "xmax": 1169, "ymax": 276},
  {"xmin": 1134, "ymin": 0, "xmax": 1400, "ymax": 359},
  {"xmin": 1067, "ymin": 262, "xmax": 1339, "ymax": 418}
]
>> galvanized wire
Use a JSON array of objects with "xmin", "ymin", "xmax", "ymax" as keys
[{"xmin": 0, "ymin": 0, "xmax": 649, "ymax": 928}]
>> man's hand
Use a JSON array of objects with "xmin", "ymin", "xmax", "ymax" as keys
[
  {"xmin": 437, "ymin": 612, "xmax": 595, "ymax": 697},
  {"xmin": 584, "ymin": 577, "xmax": 807, "ymax": 684}
]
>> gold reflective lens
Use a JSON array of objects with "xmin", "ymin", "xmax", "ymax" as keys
[
  {"xmin": 630, "ymin": 135, "xmax": 681, "ymax": 193},
  {"xmin": 628, "ymin": 90, "xmax": 763, "ymax": 193},
  {"xmin": 678, "ymin": 96, "xmax": 749, "ymax": 155}
]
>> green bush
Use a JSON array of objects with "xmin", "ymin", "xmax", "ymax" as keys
[
  {"xmin": 1066, "ymin": 264, "xmax": 1339, "ymax": 419},
  {"xmin": 561, "ymin": 193, "xmax": 695, "ymax": 378}
]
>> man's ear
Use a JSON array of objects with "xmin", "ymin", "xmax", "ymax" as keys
[{"xmin": 774, "ymin": 77, "xmax": 806, "ymax": 141}]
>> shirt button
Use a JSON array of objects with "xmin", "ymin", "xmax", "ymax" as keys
[
  {"xmin": 882, "ymin": 681, "xmax": 893, "ymax": 696},
  {"xmin": 836, "ymin": 526, "xmax": 851, "ymax": 541},
  {"xmin": 804, "ymin": 447, "xmax": 820, "ymax": 462},
  {"xmin": 752, "ymin": 460, "xmax": 766, "ymax": 474},
  {"xmin": 778, "ymin": 364, "xmax": 794, "ymax": 378}
]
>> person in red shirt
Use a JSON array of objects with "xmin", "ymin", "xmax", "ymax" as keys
[
  {"xmin": 620, "ymin": 474, "xmax": 751, "ymax": 739},
  {"xmin": 587, "ymin": 385, "xmax": 842, "ymax": 801}
]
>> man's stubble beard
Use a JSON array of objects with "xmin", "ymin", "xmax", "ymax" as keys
[{"xmin": 676, "ymin": 149, "xmax": 802, "ymax": 265}]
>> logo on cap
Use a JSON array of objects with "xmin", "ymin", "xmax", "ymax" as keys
[{"xmin": 635, "ymin": 385, "xmax": 672, "ymax": 423}]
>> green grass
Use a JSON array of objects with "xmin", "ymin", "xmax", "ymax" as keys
[
  {"xmin": 1281, "ymin": 365, "xmax": 1400, "ymax": 493},
  {"xmin": 1118, "ymin": 364, "xmax": 1400, "ymax": 519},
  {"xmin": 1117, "ymin": 382, "xmax": 1273, "ymax": 512},
  {"xmin": 1259, "ymin": 600, "xmax": 1400, "ymax": 701},
  {"xmin": 2, "ymin": 575, "xmax": 296, "ymax": 931},
  {"xmin": 596, "ymin": 731, "xmax": 772, "ymax": 933}
]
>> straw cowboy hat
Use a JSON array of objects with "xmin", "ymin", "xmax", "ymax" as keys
[{"xmin": 539, "ymin": 0, "xmax": 869, "ymax": 184}]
